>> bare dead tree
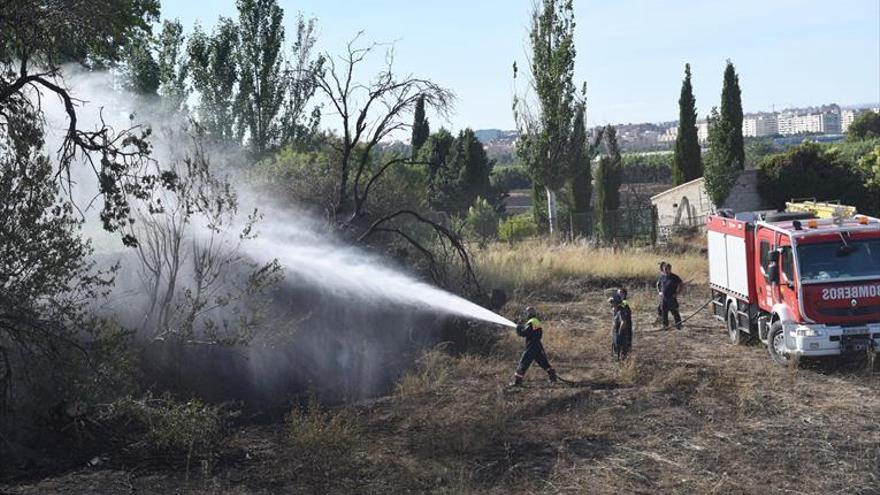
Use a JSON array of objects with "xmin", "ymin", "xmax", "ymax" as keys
[
  {"xmin": 313, "ymin": 36, "xmax": 487, "ymax": 291},
  {"xmin": 315, "ymin": 34, "xmax": 454, "ymax": 223}
]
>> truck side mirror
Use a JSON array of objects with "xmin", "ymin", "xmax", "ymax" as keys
[{"xmin": 767, "ymin": 261, "xmax": 780, "ymax": 285}]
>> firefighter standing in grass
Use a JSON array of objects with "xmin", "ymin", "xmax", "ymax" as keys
[
  {"xmin": 510, "ymin": 307, "xmax": 558, "ymax": 386},
  {"xmin": 609, "ymin": 288, "xmax": 632, "ymax": 360},
  {"xmin": 655, "ymin": 261, "xmax": 667, "ymax": 324},
  {"xmin": 659, "ymin": 263, "xmax": 684, "ymax": 330}
]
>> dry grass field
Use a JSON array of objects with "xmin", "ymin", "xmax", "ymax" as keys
[
  {"xmin": 5, "ymin": 241, "xmax": 880, "ymax": 494},
  {"xmin": 477, "ymin": 240, "xmax": 707, "ymax": 294}
]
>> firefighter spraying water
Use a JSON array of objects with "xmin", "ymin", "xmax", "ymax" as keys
[{"xmin": 509, "ymin": 307, "xmax": 558, "ymax": 386}]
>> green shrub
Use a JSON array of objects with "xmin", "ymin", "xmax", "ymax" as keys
[
  {"xmin": 491, "ymin": 164, "xmax": 531, "ymax": 191},
  {"xmin": 847, "ymin": 111, "xmax": 880, "ymax": 141},
  {"xmin": 102, "ymin": 394, "xmax": 228, "ymax": 476},
  {"xmin": 394, "ymin": 347, "xmax": 456, "ymax": 396},
  {"xmin": 286, "ymin": 397, "xmax": 362, "ymax": 483},
  {"xmin": 826, "ymin": 137, "xmax": 880, "ymax": 167},
  {"xmin": 249, "ymin": 146, "xmax": 338, "ymax": 213},
  {"xmin": 620, "ymin": 152, "xmax": 672, "ymax": 183},
  {"xmin": 498, "ymin": 213, "xmax": 538, "ymax": 243},
  {"xmin": 860, "ymin": 145, "xmax": 880, "ymax": 189},
  {"xmin": 465, "ymin": 197, "xmax": 498, "ymax": 242},
  {"xmin": 759, "ymin": 142, "xmax": 877, "ymax": 215}
]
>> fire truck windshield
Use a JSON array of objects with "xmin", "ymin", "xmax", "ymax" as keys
[{"xmin": 797, "ymin": 239, "xmax": 880, "ymax": 283}]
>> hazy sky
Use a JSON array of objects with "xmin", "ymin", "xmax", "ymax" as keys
[{"xmin": 162, "ymin": 0, "xmax": 880, "ymax": 131}]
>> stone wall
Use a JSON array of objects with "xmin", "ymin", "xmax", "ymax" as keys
[{"xmin": 720, "ymin": 169, "xmax": 773, "ymax": 213}]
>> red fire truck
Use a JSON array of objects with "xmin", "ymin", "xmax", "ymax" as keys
[{"xmin": 707, "ymin": 208, "xmax": 880, "ymax": 364}]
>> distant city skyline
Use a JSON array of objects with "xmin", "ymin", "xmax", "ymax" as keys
[
  {"xmin": 476, "ymin": 101, "xmax": 880, "ymax": 130},
  {"xmin": 162, "ymin": 0, "xmax": 880, "ymax": 132}
]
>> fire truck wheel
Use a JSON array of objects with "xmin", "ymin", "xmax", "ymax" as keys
[
  {"xmin": 767, "ymin": 321, "xmax": 790, "ymax": 366},
  {"xmin": 727, "ymin": 304, "xmax": 744, "ymax": 345}
]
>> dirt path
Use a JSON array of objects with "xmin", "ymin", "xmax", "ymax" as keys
[{"xmin": 4, "ymin": 287, "xmax": 880, "ymax": 494}]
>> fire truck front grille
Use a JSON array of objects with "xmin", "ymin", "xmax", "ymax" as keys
[{"xmin": 817, "ymin": 305, "xmax": 880, "ymax": 318}]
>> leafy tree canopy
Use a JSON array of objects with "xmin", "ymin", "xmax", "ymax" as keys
[{"xmin": 848, "ymin": 111, "xmax": 880, "ymax": 141}]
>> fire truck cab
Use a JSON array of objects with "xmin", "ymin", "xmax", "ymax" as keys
[{"xmin": 707, "ymin": 207, "xmax": 880, "ymax": 365}]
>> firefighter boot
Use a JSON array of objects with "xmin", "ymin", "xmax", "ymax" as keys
[
  {"xmin": 547, "ymin": 368, "xmax": 558, "ymax": 384},
  {"xmin": 509, "ymin": 373, "xmax": 524, "ymax": 387}
]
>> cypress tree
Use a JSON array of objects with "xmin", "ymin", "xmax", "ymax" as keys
[
  {"xmin": 673, "ymin": 63, "xmax": 702, "ymax": 185},
  {"xmin": 451, "ymin": 128, "xmax": 495, "ymax": 214},
  {"xmin": 704, "ymin": 107, "xmax": 735, "ymax": 205},
  {"xmin": 593, "ymin": 156, "xmax": 609, "ymax": 240},
  {"xmin": 604, "ymin": 125, "xmax": 622, "ymax": 211},
  {"xmin": 411, "ymin": 95, "xmax": 430, "ymax": 159},
  {"xmin": 592, "ymin": 126, "xmax": 622, "ymax": 240},
  {"xmin": 720, "ymin": 60, "xmax": 744, "ymax": 170},
  {"xmin": 568, "ymin": 102, "xmax": 591, "ymax": 236},
  {"xmin": 420, "ymin": 129, "xmax": 455, "ymax": 210}
]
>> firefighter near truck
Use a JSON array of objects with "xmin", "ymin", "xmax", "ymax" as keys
[{"xmin": 707, "ymin": 204, "xmax": 880, "ymax": 365}]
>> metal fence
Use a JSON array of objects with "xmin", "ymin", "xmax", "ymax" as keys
[
  {"xmin": 657, "ymin": 213, "xmax": 707, "ymax": 245},
  {"xmin": 562, "ymin": 206, "xmax": 658, "ymax": 245}
]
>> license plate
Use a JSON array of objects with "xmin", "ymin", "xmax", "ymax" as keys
[{"xmin": 842, "ymin": 327, "xmax": 868, "ymax": 335}]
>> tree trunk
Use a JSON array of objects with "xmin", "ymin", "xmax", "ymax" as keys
[{"xmin": 545, "ymin": 186, "xmax": 558, "ymax": 236}]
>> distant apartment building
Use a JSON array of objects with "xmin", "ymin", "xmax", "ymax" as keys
[
  {"xmin": 841, "ymin": 109, "xmax": 856, "ymax": 132},
  {"xmin": 777, "ymin": 105, "xmax": 841, "ymax": 135},
  {"xmin": 840, "ymin": 108, "xmax": 880, "ymax": 133},
  {"xmin": 625, "ymin": 102, "xmax": 864, "ymax": 149},
  {"xmin": 657, "ymin": 122, "xmax": 708, "ymax": 144},
  {"xmin": 697, "ymin": 120, "xmax": 709, "ymax": 143},
  {"xmin": 658, "ymin": 126, "xmax": 677, "ymax": 143},
  {"xmin": 742, "ymin": 113, "xmax": 778, "ymax": 137}
]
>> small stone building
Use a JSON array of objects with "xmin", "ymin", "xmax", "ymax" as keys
[{"xmin": 650, "ymin": 169, "xmax": 773, "ymax": 229}]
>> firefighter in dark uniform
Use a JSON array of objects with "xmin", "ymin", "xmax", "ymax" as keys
[
  {"xmin": 609, "ymin": 288, "xmax": 632, "ymax": 360},
  {"xmin": 510, "ymin": 306, "xmax": 558, "ymax": 386},
  {"xmin": 659, "ymin": 263, "xmax": 683, "ymax": 330},
  {"xmin": 655, "ymin": 261, "xmax": 667, "ymax": 323}
]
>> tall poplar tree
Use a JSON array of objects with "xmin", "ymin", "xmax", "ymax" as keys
[
  {"xmin": 280, "ymin": 14, "xmax": 323, "ymax": 147},
  {"xmin": 156, "ymin": 19, "xmax": 189, "ymax": 114},
  {"xmin": 720, "ymin": 60, "xmax": 744, "ymax": 170},
  {"xmin": 673, "ymin": 63, "xmax": 702, "ymax": 185},
  {"xmin": 187, "ymin": 18, "xmax": 239, "ymax": 142},
  {"xmin": 234, "ymin": 0, "xmax": 285, "ymax": 155},
  {"xmin": 513, "ymin": 0, "xmax": 578, "ymax": 235},
  {"xmin": 122, "ymin": 36, "xmax": 160, "ymax": 97}
]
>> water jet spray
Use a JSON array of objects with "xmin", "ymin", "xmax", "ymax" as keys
[{"xmin": 248, "ymin": 228, "xmax": 516, "ymax": 329}]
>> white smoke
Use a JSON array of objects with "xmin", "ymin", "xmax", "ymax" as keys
[{"xmin": 34, "ymin": 67, "xmax": 512, "ymax": 402}]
